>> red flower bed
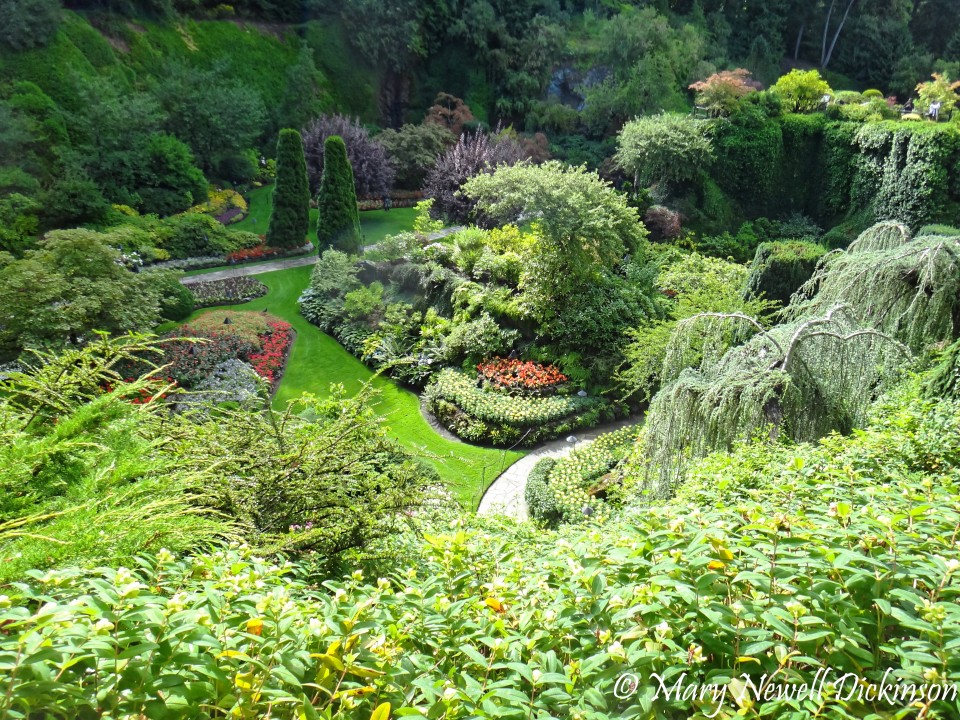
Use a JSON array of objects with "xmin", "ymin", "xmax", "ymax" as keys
[
  {"xmin": 477, "ymin": 358, "xmax": 568, "ymax": 391},
  {"xmin": 249, "ymin": 320, "xmax": 293, "ymax": 385},
  {"xmin": 227, "ymin": 244, "xmax": 282, "ymax": 263}
]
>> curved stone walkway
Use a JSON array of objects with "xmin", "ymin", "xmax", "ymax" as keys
[{"xmin": 477, "ymin": 417, "xmax": 642, "ymax": 520}]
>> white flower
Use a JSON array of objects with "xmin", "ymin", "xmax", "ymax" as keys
[
  {"xmin": 442, "ymin": 686, "xmax": 458, "ymax": 702},
  {"xmin": 607, "ymin": 641, "xmax": 626, "ymax": 661},
  {"xmin": 93, "ymin": 619, "xmax": 115, "ymax": 635}
]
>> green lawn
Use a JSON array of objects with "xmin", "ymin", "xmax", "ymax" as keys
[
  {"xmin": 229, "ymin": 185, "xmax": 419, "ymax": 247},
  {"xmin": 185, "ymin": 265, "xmax": 523, "ymax": 508},
  {"xmin": 181, "ymin": 188, "xmax": 419, "ymax": 279}
]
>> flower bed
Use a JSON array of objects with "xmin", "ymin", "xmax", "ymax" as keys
[
  {"xmin": 189, "ymin": 277, "xmax": 269, "ymax": 308},
  {"xmin": 357, "ymin": 190, "xmax": 425, "ymax": 211},
  {"xmin": 477, "ymin": 357, "xmax": 567, "ymax": 393},
  {"xmin": 226, "ymin": 243, "xmax": 280, "ymax": 263},
  {"xmin": 248, "ymin": 320, "xmax": 293, "ymax": 386},
  {"xmin": 424, "ymin": 369, "xmax": 612, "ymax": 446},
  {"xmin": 161, "ymin": 312, "xmax": 293, "ymax": 393},
  {"xmin": 428, "ymin": 369, "xmax": 592, "ymax": 426},
  {"xmin": 153, "ymin": 242, "xmax": 313, "ymax": 273}
]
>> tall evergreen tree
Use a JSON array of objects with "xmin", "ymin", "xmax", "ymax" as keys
[
  {"xmin": 266, "ymin": 129, "xmax": 310, "ymax": 249},
  {"xmin": 316, "ymin": 135, "xmax": 361, "ymax": 253}
]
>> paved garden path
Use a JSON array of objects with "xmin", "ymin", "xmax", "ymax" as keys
[
  {"xmin": 477, "ymin": 417, "xmax": 642, "ymax": 521},
  {"xmin": 180, "ymin": 226, "xmax": 465, "ymax": 285}
]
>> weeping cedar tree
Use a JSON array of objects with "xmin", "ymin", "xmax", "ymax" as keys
[
  {"xmin": 316, "ymin": 136, "xmax": 361, "ymax": 254},
  {"xmin": 266, "ymin": 129, "xmax": 310, "ymax": 250},
  {"xmin": 636, "ymin": 221, "xmax": 960, "ymax": 497}
]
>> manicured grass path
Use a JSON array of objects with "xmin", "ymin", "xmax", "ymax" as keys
[{"xmin": 190, "ymin": 264, "xmax": 524, "ymax": 509}]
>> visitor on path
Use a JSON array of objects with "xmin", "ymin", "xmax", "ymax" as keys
[
  {"xmin": 927, "ymin": 100, "xmax": 941, "ymax": 121},
  {"xmin": 382, "ymin": 194, "xmax": 392, "ymax": 211}
]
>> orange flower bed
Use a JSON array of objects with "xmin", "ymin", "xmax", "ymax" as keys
[{"xmin": 477, "ymin": 358, "xmax": 567, "ymax": 391}]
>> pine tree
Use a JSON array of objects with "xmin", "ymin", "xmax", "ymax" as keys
[
  {"xmin": 266, "ymin": 129, "xmax": 310, "ymax": 250},
  {"xmin": 316, "ymin": 135, "xmax": 361, "ymax": 253}
]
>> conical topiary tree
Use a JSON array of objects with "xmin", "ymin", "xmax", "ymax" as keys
[
  {"xmin": 316, "ymin": 135, "xmax": 361, "ymax": 253},
  {"xmin": 266, "ymin": 129, "xmax": 311, "ymax": 249}
]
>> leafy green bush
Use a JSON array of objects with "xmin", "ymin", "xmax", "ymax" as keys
[
  {"xmin": 524, "ymin": 457, "xmax": 560, "ymax": 524},
  {"xmin": 711, "ymin": 103, "xmax": 783, "ymax": 211},
  {"xmin": 772, "ymin": 69, "xmax": 832, "ymax": 113},
  {"xmin": 918, "ymin": 224, "xmax": 960, "ymax": 237},
  {"xmin": 615, "ymin": 113, "xmax": 714, "ymax": 189},
  {"xmin": 441, "ymin": 312, "xmax": 519, "ymax": 365},
  {"xmin": 156, "ymin": 212, "xmax": 255, "ymax": 259},
  {"xmin": 535, "ymin": 426, "xmax": 638, "ymax": 525},
  {"xmin": 4, "ymin": 387, "xmax": 960, "ymax": 720},
  {"xmin": 149, "ymin": 269, "xmax": 195, "ymax": 321},
  {"xmin": 925, "ymin": 338, "xmax": 960, "ymax": 400},
  {"xmin": 0, "ymin": 0, "xmax": 61, "ymax": 51},
  {"xmin": 745, "ymin": 240, "xmax": 828, "ymax": 305}
]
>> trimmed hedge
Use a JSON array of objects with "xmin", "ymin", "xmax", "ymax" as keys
[{"xmin": 745, "ymin": 240, "xmax": 828, "ymax": 305}]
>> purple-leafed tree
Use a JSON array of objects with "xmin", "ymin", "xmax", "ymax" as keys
[
  {"xmin": 423, "ymin": 127, "xmax": 527, "ymax": 226},
  {"xmin": 302, "ymin": 114, "xmax": 394, "ymax": 198}
]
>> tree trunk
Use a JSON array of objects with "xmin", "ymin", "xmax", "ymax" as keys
[
  {"xmin": 821, "ymin": 0, "xmax": 836, "ymax": 66},
  {"xmin": 794, "ymin": 22, "xmax": 805, "ymax": 61},
  {"xmin": 823, "ymin": 0, "xmax": 857, "ymax": 69}
]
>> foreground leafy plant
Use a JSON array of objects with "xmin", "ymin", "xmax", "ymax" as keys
[{"xmin": 2, "ymin": 387, "xmax": 959, "ymax": 720}]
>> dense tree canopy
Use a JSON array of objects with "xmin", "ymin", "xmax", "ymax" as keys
[
  {"xmin": 615, "ymin": 113, "xmax": 715, "ymax": 190},
  {"xmin": 0, "ymin": 231, "xmax": 167, "ymax": 356}
]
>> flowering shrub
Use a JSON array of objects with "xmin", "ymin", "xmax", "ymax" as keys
[
  {"xmin": 189, "ymin": 277, "xmax": 269, "ymax": 308},
  {"xmin": 477, "ymin": 357, "xmax": 567, "ymax": 392},
  {"xmin": 248, "ymin": 320, "xmax": 293, "ymax": 385},
  {"xmin": 174, "ymin": 359, "xmax": 261, "ymax": 412},
  {"xmin": 188, "ymin": 187, "xmax": 248, "ymax": 225},
  {"xmin": 527, "ymin": 425, "xmax": 639, "ymax": 525}
]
